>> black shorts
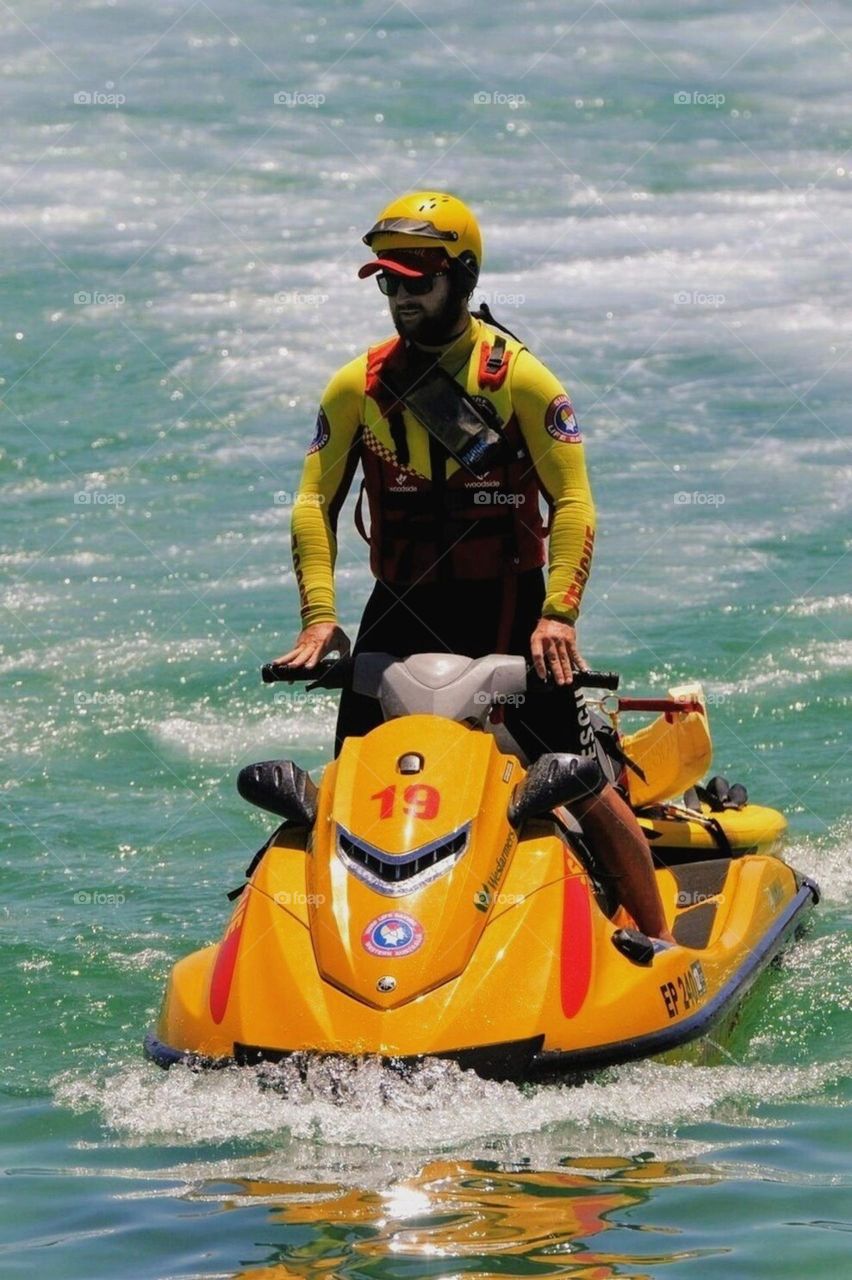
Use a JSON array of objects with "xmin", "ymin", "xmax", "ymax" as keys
[{"xmin": 334, "ymin": 569, "xmax": 593, "ymax": 761}]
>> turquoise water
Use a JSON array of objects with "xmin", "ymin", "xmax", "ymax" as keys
[{"xmin": 2, "ymin": 1, "xmax": 850, "ymax": 1275}]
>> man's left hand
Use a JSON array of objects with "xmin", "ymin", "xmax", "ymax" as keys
[{"xmin": 530, "ymin": 617, "xmax": 589, "ymax": 685}]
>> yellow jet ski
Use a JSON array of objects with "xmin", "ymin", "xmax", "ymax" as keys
[{"xmin": 145, "ymin": 655, "xmax": 818, "ymax": 1080}]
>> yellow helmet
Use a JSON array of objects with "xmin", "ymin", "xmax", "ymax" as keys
[{"xmin": 360, "ymin": 191, "xmax": 482, "ymax": 288}]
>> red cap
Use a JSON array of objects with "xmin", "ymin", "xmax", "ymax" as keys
[{"xmin": 357, "ymin": 247, "xmax": 451, "ymax": 279}]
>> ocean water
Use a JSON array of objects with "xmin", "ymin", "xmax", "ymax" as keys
[{"xmin": 2, "ymin": 1, "xmax": 850, "ymax": 1276}]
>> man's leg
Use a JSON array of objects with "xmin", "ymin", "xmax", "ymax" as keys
[
  {"xmin": 503, "ymin": 573, "xmax": 674, "ymax": 942},
  {"xmin": 334, "ymin": 579, "xmax": 457, "ymax": 756},
  {"xmin": 334, "ymin": 582, "xmax": 408, "ymax": 755},
  {"xmin": 571, "ymin": 785, "xmax": 674, "ymax": 942},
  {"xmin": 512, "ymin": 692, "xmax": 674, "ymax": 940}
]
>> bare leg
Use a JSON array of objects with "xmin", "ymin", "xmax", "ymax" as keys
[{"xmin": 571, "ymin": 784, "xmax": 675, "ymax": 943}]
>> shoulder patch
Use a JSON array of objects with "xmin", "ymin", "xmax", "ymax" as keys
[
  {"xmin": 307, "ymin": 406, "xmax": 331, "ymax": 455},
  {"xmin": 545, "ymin": 394, "xmax": 582, "ymax": 443}
]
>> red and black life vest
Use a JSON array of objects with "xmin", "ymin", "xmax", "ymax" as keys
[{"xmin": 357, "ymin": 327, "xmax": 547, "ymax": 585}]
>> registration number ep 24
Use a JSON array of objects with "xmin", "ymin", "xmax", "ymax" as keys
[{"xmin": 660, "ymin": 960, "xmax": 708, "ymax": 1019}]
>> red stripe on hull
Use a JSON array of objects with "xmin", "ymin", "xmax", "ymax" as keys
[
  {"xmin": 209, "ymin": 901, "xmax": 247, "ymax": 1025},
  {"xmin": 561, "ymin": 874, "xmax": 592, "ymax": 1018}
]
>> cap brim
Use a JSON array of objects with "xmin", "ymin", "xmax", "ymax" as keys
[{"xmin": 357, "ymin": 257, "xmax": 428, "ymax": 280}]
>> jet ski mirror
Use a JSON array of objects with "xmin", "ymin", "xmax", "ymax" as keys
[
  {"xmin": 508, "ymin": 753, "xmax": 606, "ymax": 829},
  {"xmin": 237, "ymin": 759, "xmax": 318, "ymax": 826}
]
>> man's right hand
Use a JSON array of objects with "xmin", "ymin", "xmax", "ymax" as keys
[{"xmin": 272, "ymin": 622, "xmax": 351, "ymax": 670}]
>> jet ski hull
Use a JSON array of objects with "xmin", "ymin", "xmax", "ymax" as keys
[{"xmin": 145, "ymin": 814, "xmax": 818, "ymax": 1080}]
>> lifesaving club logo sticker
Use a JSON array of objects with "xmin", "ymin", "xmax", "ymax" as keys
[
  {"xmin": 361, "ymin": 911, "xmax": 424, "ymax": 957},
  {"xmin": 307, "ymin": 406, "xmax": 330, "ymax": 455},
  {"xmin": 545, "ymin": 395, "xmax": 582, "ymax": 443}
]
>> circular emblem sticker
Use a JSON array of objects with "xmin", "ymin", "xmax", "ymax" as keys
[
  {"xmin": 545, "ymin": 394, "xmax": 582, "ymax": 443},
  {"xmin": 361, "ymin": 911, "xmax": 424, "ymax": 958}
]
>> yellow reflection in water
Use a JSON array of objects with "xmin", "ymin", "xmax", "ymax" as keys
[{"xmin": 227, "ymin": 1153, "xmax": 720, "ymax": 1279}]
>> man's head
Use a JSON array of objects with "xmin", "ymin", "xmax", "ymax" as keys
[{"xmin": 358, "ymin": 191, "xmax": 482, "ymax": 344}]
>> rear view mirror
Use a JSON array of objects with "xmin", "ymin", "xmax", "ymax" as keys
[
  {"xmin": 508, "ymin": 753, "xmax": 604, "ymax": 829},
  {"xmin": 237, "ymin": 759, "xmax": 318, "ymax": 826}
]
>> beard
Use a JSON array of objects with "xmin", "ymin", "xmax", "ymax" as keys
[{"xmin": 392, "ymin": 290, "xmax": 467, "ymax": 345}]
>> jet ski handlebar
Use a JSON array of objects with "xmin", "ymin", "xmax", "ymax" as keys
[
  {"xmin": 567, "ymin": 669, "xmax": 620, "ymax": 691},
  {"xmin": 261, "ymin": 657, "xmax": 354, "ymax": 687},
  {"xmin": 261, "ymin": 658, "xmax": 619, "ymax": 692}
]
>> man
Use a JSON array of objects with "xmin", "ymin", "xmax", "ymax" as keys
[{"xmin": 277, "ymin": 190, "xmax": 673, "ymax": 943}]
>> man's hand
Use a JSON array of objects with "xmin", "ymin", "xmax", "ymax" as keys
[
  {"xmin": 530, "ymin": 617, "xmax": 588, "ymax": 686},
  {"xmin": 273, "ymin": 622, "xmax": 351, "ymax": 670}
]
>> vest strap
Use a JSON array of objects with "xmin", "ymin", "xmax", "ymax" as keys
[
  {"xmin": 388, "ymin": 407, "xmax": 409, "ymax": 467},
  {"xmin": 354, "ymin": 479, "xmax": 370, "ymax": 543},
  {"xmin": 479, "ymin": 335, "xmax": 509, "ymax": 389}
]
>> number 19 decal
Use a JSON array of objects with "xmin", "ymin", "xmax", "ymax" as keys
[{"xmin": 371, "ymin": 784, "xmax": 441, "ymax": 820}]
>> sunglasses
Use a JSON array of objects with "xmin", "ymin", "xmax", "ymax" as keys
[{"xmin": 376, "ymin": 270, "xmax": 447, "ymax": 297}]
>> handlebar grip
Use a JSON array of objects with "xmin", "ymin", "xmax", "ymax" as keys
[
  {"xmin": 526, "ymin": 668, "xmax": 619, "ymax": 692},
  {"xmin": 261, "ymin": 657, "xmax": 353, "ymax": 688},
  {"xmin": 572, "ymin": 670, "xmax": 620, "ymax": 691}
]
